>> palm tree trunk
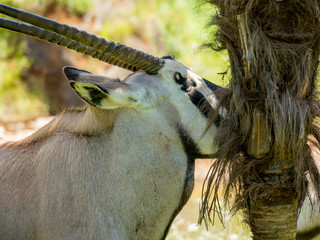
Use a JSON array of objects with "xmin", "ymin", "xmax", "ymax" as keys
[
  {"xmin": 199, "ymin": 1, "xmax": 320, "ymax": 239},
  {"xmin": 245, "ymin": 110, "xmax": 301, "ymax": 240},
  {"xmin": 248, "ymin": 193, "xmax": 299, "ymax": 240}
]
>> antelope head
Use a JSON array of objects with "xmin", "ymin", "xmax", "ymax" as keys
[
  {"xmin": 62, "ymin": 55, "xmax": 223, "ymax": 156},
  {"xmin": 0, "ymin": 4, "xmax": 225, "ymax": 155}
]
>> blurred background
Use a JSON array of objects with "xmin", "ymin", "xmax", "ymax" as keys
[
  {"xmin": 0, "ymin": 0, "xmax": 252, "ymax": 239},
  {"xmin": 0, "ymin": 0, "xmax": 229, "ymax": 122}
]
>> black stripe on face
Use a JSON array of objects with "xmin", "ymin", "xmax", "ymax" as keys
[
  {"xmin": 187, "ymin": 87, "xmax": 212, "ymax": 117},
  {"xmin": 203, "ymin": 78, "xmax": 220, "ymax": 91},
  {"xmin": 174, "ymin": 72, "xmax": 190, "ymax": 91},
  {"xmin": 187, "ymin": 87, "xmax": 221, "ymax": 126}
]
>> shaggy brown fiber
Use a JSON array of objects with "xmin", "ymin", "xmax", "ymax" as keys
[{"xmin": 199, "ymin": 0, "xmax": 320, "ymax": 238}]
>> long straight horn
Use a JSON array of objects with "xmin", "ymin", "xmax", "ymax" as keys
[
  {"xmin": 0, "ymin": 18, "xmax": 138, "ymax": 72},
  {"xmin": 0, "ymin": 4, "xmax": 164, "ymax": 74}
]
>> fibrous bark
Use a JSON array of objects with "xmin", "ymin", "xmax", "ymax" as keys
[{"xmin": 199, "ymin": 1, "xmax": 320, "ymax": 239}]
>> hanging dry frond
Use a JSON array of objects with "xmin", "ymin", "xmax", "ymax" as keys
[{"xmin": 199, "ymin": 1, "xmax": 320, "ymax": 237}]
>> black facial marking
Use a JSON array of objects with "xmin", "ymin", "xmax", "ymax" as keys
[
  {"xmin": 174, "ymin": 72, "xmax": 190, "ymax": 91},
  {"xmin": 174, "ymin": 72, "xmax": 185, "ymax": 85},
  {"xmin": 187, "ymin": 87, "xmax": 212, "ymax": 118},
  {"xmin": 203, "ymin": 78, "xmax": 220, "ymax": 91}
]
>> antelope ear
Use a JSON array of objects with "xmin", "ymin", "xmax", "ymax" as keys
[
  {"xmin": 64, "ymin": 67, "xmax": 124, "ymax": 108},
  {"xmin": 64, "ymin": 67, "xmax": 108, "ymax": 107},
  {"xmin": 69, "ymin": 81, "xmax": 108, "ymax": 108},
  {"xmin": 64, "ymin": 67, "xmax": 151, "ymax": 109}
]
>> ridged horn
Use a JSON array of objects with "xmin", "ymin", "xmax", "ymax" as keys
[
  {"xmin": 0, "ymin": 4, "xmax": 164, "ymax": 74},
  {"xmin": 0, "ymin": 18, "xmax": 137, "ymax": 72}
]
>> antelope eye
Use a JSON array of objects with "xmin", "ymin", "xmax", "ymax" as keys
[
  {"xmin": 174, "ymin": 72, "xmax": 196, "ymax": 92},
  {"xmin": 174, "ymin": 72, "xmax": 186, "ymax": 85}
]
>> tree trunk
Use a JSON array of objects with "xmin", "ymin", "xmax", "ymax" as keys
[
  {"xmin": 249, "ymin": 197, "xmax": 298, "ymax": 239},
  {"xmin": 199, "ymin": 1, "xmax": 320, "ymax": 239},
  {"xmin": 245, "ymin": 110, "xmax": 300, "ymax": 240}
]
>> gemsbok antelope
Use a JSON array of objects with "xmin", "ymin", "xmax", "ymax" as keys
[
  {"xmin": 1, "ymin": 4, "xmax": 319, "ymax": 240},
  {"xmin": 0, "ymin": 4, "xmax": 226, "ymax": 240}
]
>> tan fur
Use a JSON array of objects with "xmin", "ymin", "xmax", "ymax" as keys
[{"xmin": 14, "ymin": 107, "xmax": 118, "ymax": 146}]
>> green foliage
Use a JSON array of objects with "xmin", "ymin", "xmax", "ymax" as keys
[
  {"xmin": 0, "ymin": 29, "xmax": 47, "ymax": 122},
  {"xmin": 59, "ymin": 0, "xmax": 92, "ymax": 15},
  {"xmin": 1, "ymin": 0, "xmax": 92, "ymax": 15},
  {"xmin": 99, "ymin": 0, "xmax": 229, "ymax": 87},
  {"xmin": 0, "ymin": 0, "xmax": 92, "ymax": 121},
  {"xmin": 100, "ymin": 18, "xmax": 136, "ymax": 43}
]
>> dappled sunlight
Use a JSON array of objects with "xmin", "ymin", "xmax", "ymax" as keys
[{"xmin": 0, "ymin": 117, "xmax": 53, "ymax": 141}]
